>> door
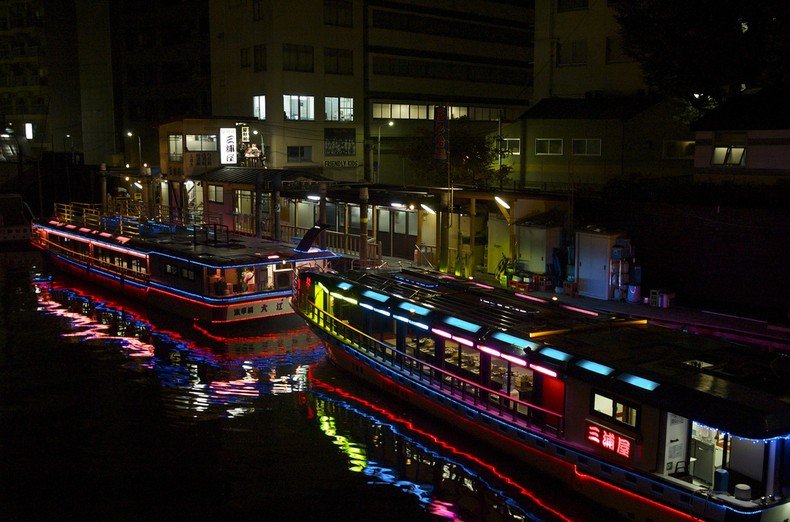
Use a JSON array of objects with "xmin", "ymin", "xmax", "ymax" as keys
[{"xmin": 576, "ymin": 232, "xmax": 610, "ymax": 299}]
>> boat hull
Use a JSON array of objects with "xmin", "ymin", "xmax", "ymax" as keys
[
  {"xmin": 312, "ymin": 327, "xmax": 734, "ymax": 522},
  {"xmin": 39, "ymin": 246, "xmax": 298, "ymax": 326}
]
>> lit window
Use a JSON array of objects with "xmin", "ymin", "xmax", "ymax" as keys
[
  {"xmin": 185, "ymin": 135, "xmax": 217, "ymax": 151},
  {"xmin": 168, "ymin": 135, "xmax": 183, "ymax": 162},
  {"xmin": 502, "ymin": 138, "xmax": 520, "ymax": 155},
  {"xmin": 572, "ymin": 138, "xmax": 601, "ymax": 156},
  {"xmin": 592, "ymin": 392, "xmax": 638, "ymax": 428},
  {"xmin": 711, "ymin": 146, "xmax": 745, "ymax": 166},
  {"xmin": 283, "ymin": 95, "xmax": 315, "ymax": 121},
  {"xmin": 535, "ymin": 138, "xmax": 563, "ymax": 155},
  {"xmin": 325, "ymin": 97, "xmax": 354, "ymax": 121},
  {"xmin": 208, "ymin": 184, "xmax": 223, "ymax": 204},
  {"xmin": 253, "ymin": 95, "xmax": 266, "ymax": 120}
]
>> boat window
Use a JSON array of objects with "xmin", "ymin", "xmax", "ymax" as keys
[
  {"xmin": 592, "ymin": 392, "xmax": 638, "ymax": 428},
  {"xmin": 165, "ymin": 264, "xmax": 178, "ymax": 276}
]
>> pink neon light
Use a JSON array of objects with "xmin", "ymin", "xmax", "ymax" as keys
[
  {"xmin": 560, "ymin": 304, "xmax": 598, "ymax": 317},
  {"xmin": 478, "ymin": 345, "xmax": 501, "ymax": 357},
  {"xmin": 65, "ymin": 224, "xmax": 77, "ymax": 229},
  {"xmin": 529, "ymin": 363, "xmax": 557, "ymax": 378},
  {"xmin": 586, "ymin": 422, "xmax": 633, "ymax": 459},
  {"xmin": 473, "ymin": 282, "xmax": 494, "ymax": 290},
  {"xmin": 431, "ymin": 328, "xmax": 452, "ymax": 338},
  {"xmin": 515, "ymin": 292, "xmax": 548, "ymax": 303},
  {"xmin": 116, "ymin": 236, "xmax": 131, "ymax": 244},
  {"xmin": 501, "ymin": 353, "xmax": 527, "ymax": 366},
  {"xmin": 267, "ymin": 255, "xmax": 280, "ymax": 259},
  {"xmin": 451, "ymin": 335, "xmax": 474, "ymax": 347}
]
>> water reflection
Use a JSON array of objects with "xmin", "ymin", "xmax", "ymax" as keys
[
  {"xmin": 34, "ymin": 279, "xmax": 324, "ymax": 422},
  {"xmin": 29, "ymin": 275, "xmax": 594, "ymax": 521}
]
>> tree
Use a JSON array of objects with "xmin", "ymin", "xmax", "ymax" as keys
[
  {"xmin": 610, "ymin": 0, "xmax": 790, "ymax": 110},
  {"xmin": 397, "ymin": 118, "xmax": 501, "ymax": 189}
]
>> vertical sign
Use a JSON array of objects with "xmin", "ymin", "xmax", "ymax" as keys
[
  {"xmin": 433, "ymin": 106, "xmax": 448, "ymax": 162},
  {"xmin": 241, "ymin": 126, "xmax": 250, "ymax": 142},
  {"xmin": 220, "ymin": 127, "xmax": 237, "ymax": 164}
]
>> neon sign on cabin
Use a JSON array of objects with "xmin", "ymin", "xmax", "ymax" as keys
[{"xmin": 586, "ymin": 421, "xmax": 633, "ymax": 459}]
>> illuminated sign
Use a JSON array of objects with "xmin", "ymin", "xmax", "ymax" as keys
[
  {"xmin": 586, "ymin": 420, "xmax": 634, "ymax": 459},
  {"xmin": 220, "ymin": 127, "xmax": 237, "ymax": 164}
]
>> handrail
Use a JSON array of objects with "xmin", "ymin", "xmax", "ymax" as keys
[{"xmin": 298, "ymin": 297, "xmax": 564, "ymax": 434}]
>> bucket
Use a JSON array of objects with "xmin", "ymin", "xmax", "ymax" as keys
[{"xmin": 626, "ymin": 285, "xmax": 641, "ymax": 303}]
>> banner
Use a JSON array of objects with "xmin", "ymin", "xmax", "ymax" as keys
[
  {"xmin": 220, "ymin": 127, "xmax": 237, "ymax": 165},
  {"xmin": 433, "ymin": 106, "xmax": 448, "ymax": 162}
]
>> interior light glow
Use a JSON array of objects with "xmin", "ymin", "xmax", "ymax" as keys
[
  {"xmin": 361, "ymin": 290, "xmax": 389, "ymax": 303},
  {"xmin": 492, "ymin": 331, "xmax": 539, "ymax": 350},
  {"xmin": 529, "ymin": 363, "xmax": 557, "ymax": 378},
  {"xmin": 576, "ymin": 359, "xmax": 614, "ymax": 376},
  {"xmin": 307, "ymin": 195, "xmax": 320, "ymax": 201},
  {"xmin": 539, "ymin": 347, "xmax": 572, "ymax": 362},
  {"xmin": 618, "ymin": 373, "xmax": 660, "ymax": 391},
  {"xmin": 337, "ymin": 282, "xmax": 353, "ymax": 290},
  {"xmin": 444, "ymin": 316, "xmax": 482, "ymax": 333},
  {"xmin": 397, "ymin": 301, "xmax": 431, "ymax": 316}
]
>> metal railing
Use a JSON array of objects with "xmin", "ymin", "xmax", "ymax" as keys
[{"xmin": 297, "ymin": 297, "xmax": 564, "ymax": 436}]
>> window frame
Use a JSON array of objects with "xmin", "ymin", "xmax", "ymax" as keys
[
  {"xmin": 287, "ymin": 145, "xmax": 313, "ymax": 162},
  {"xmin": 168, "ymin": 134, "xmax": 183, "ymax": 162},
  {"xmin": 502, "ymin": 137, "xmax": 521, "ymax": 156},
  {"xmin": 535, "ymin": 138, "xmax": 564, "ymax": 156},
  {"xmin": 208, "ymin": 184, "xmax": 224, "ymax": 204},
  {"xmin": 253, "ymin": 95, "xmax": 266, "ymax": 120},
  {"xmin": 283, "ymin": 95, "xmax": 315, "ymax": 121},
  {"xmin": 591, "ymin": 391, "xmax": 639, "ymax": 430},
  {"xmin": 325, "ymin": 96, "xmax": 354, "ymax": 122},
  {"xmin": 572, "ymin": 138, "xmax": 601, "ymax": 156},
  {"xmin": 711, "ymin": 146, "xmax": 746, "ymax": 166}
]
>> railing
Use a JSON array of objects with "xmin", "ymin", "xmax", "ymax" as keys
[{"xmin": 297, "ymin": 297, "xmax": 564, "ymax": 436}]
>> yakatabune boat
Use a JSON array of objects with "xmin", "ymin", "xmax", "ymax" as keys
[
  {"xmin": 32, "ymin": 202, "xmax": 336, "ymax": 325},
  {"xmin": 292, "ymin": 266, "xmax": 790, "ymax": 521}
]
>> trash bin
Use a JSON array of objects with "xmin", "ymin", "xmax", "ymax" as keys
[
  {"xmin": 713, "ymin": 469, "xmax": 729, "ymax": 492},
  {"xmin": 627, "ymin": 284, "xmax": 641, "ymax": 303}
]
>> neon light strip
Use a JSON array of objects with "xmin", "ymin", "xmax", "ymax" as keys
[
  {"xmin": 491, "ymin": 331, "xmax": 540, "ymax": 350},
  {"xmin": 501, "ymin": 353, "xmax": 527, "ymax": 367},
  {"xmin": 337, "ymin": 282, "xmax": 353, "ymax": 290},
  {"xmin": 451, "ymin": 335, "xmax": 474, "ymax": 347},
  {"xmin": 444, "ymin": 316, "xmax": 482, "ymax": 333},
  {"xmin": 431, "ymin": 328, "xmax": 451, "ymax": 339},
  {"xmin": 560, "ymin": 304, "xmax": 599, "ymax": 317},
  {"xmin": 42, "ymin": 226, "xmax": 148, "ymax": 258},
  {"xmin": 514, "ymin": 292, "xmax": 549, "ymax": 303},
  {"xmin": 393, "ymin": 315, "xmax": 429, "ymax": 331},
  {"xmin": 539, "ymin": 347, "xmax": 572, "ymax": 362},
  {"xmin": 529, "ymin": 363, "xmax": 557, "ymax": 378},
  {"xmin": 478, "ymin": 345, "xmax": 501, "ymax": 357},
  {"xmin": 361, "ymin": 289, "xmax": 389, "ymax": 303},
  {"xmin": 396, "ymin": 301, "xmax": 431, "ymax": 316},
  {"xmin": 360, "ymin": 302, "xmax": 390, "ymax": 316}
]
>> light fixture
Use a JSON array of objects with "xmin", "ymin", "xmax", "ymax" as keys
[
  {"xmin": 133, "ymin": 182, "xmax": 143, "ymax": 189},
  {"xmin": 420, "ymin": 203, "xmax": 435, "ymax": 214},
  {"xmin": 307, "ymin": 195, "xmax": 320, "ymax": 201},
  {"xmin": 494, "ymin": 196, "xmax": 510, "ymax": 210}
]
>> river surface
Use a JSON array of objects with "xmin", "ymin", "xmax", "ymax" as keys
[{"xmin": 1, "ymin": 254, "xmax": 617, "ymax": 521}]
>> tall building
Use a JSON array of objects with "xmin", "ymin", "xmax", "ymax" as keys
[{"xmin": 209, "ymin": 0, "xmax": 533, "ymax": 184}]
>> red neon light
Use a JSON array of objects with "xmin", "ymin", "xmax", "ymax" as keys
[
  {"xmin": 560, "ymin": 304, "xmax": 599, "ymax": 317},
  {"xmin": 514, "ymin": 292, "xmax": 548, "ymax": 304},
  {"xmin": 586, "ymin": 422, "xmax": 633, "ymax": 459},
  {"xmin": 431, "ymin": 328, "xmax": 451, "ymax": 339}
]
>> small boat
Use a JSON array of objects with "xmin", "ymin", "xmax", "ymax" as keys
[
  {"xmin": 292, "ymin": 266, "xmax": 790, "ymax": 521},
  {"xmin": 32, "ymin": 202, "xmax": 337, "ymax": 325}
]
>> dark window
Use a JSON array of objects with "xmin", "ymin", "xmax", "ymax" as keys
[
  {"xmin": 324, "ymin": 0, "xmax": 352, "ymax": 27},
  {"xmin": 324, "ymin": 48, "xmax": 353, "ymax": 75},
  {"xmin": 254, "ymin": 44, "xmax": 266, "ymax": 72},
  {"xmin": 283, "ymin": 44, "xmax": 314, "ymax": 72},
  {"xmin": 240, "ymin": 47, "xmax": 250, "ymax": 68}
]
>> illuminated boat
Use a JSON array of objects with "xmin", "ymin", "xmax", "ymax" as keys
[
  {"xmin": 32, "ymin": 202, "xmax": 337, "ymax": 325},
  {"xmin": 292, "ymin": 267, "xmax": 790, "ymax": 521}
]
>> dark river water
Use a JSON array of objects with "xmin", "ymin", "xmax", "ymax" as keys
[{"xmin": 1, "ymin": 253, "xmax": 616, "ymax": 521}]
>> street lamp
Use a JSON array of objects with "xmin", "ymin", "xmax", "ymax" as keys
[
  {"xmin": 127, "ymin": 131, "xmax": 142, "ymax": 174},
  {"xmin": 376, "ymin": 120, "xmax": 394, "ymax": 184}
]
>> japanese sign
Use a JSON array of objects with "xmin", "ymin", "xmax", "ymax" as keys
[{"xmin": 586, "ymin": 420, "xmax": 634, "ymax": 460}]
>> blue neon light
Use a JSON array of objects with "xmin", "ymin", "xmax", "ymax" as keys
[
  {"xmin": 539, "ymin": 347, "xmax": 572, "ymax": 362},
  {"xmin": 576, "ymin": 359, "xmax": 614, "ymax": 376},
  {"xmin": 397, "ymin": 302, "xmax": 431, "ymax": 316},
  {"xmin": 618, "ymin": 373, "xmax": 660, "ymax": 391},
  {"xmin": 337, "ymin": 282, "xmax": 353, "ymax": 290},
  {"xmin": 443, "ymin": 316, "xmax": 482, "ymax": 333},
  {"xmin": 491, "ymin": 331, "xmax": 539, "ymax": 350},
  {"xmin": 361, "ymin": 290, "xmax": 389, "ymax": 303}
]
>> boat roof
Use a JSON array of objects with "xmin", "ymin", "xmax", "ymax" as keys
[
  {"xmin": 38, "ymin": 218, "xmax": 337, "ymax": 267},
  {"xmin": 317, "ymin": 267, "xmax": 790, "ymax": 439}
]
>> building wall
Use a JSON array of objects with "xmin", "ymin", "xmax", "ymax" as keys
[
  {"xmin": 533, "ymin": 0, "xmax": 645, "ymax": 100},
  {"xmin": 209, "ymin": 0, "xmax": 533, "ymax": 184},
  {"xmin": 694, "ymin": 129, "xmax": 790, "ymax": 185}
]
